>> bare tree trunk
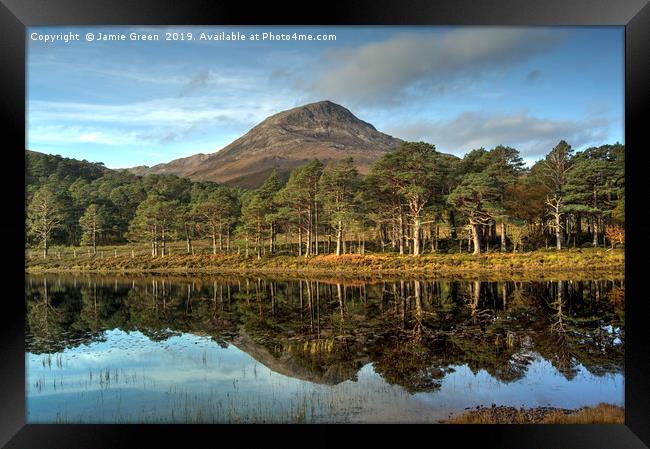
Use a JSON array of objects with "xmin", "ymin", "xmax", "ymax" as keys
[
  {"xmin": 327, "ymin": 229, "xmax": 331, "ymax": 254},
  {"xmin": 500, "ymin": 222, "xmax": 507, "ymax": 251},
  {"xmin": 256, "ymin": 220, "xmax": 261, "ymax": 259},
  {"xmin": 153, "ymin": 223, "xmax": 158, "ymax": 256},
  {"xmin": 336, "ymin": 218, "xmax": 343, "ymax": 256},
  {"xmin": 592, "ymin": 185, "xmax": 598, "ymax": 247},
  {"xmin": 398, "ymin": 211, "xmax": 405, "ymax": 255},
  {"xmin": 430, "ymin": 224, "xmax": 437, "ymax": 253},
  {"xmin": 305, "ymin": 205, "xmax": 312, "ymax": 257},
  {"xmin": 151, "ymin": 226, "xmax": 155, "ymax": 257},
  {"xmin": 472, "ymin": 280, "xmax": 481, "ymax": 315},
  {"xmin": 212, "ymin": 230, "xmax": 217, "ymax": 255},
  {"xmin": 314, "ymin": 199, "xmax": 319, "ymax": 256},
  {"xmin": 185, "ymin": 223, "xmax": 192, "ymax": 254},
  {"xmin": 546, "ymin": 196, "xmax": 563, "ymax": 250},
  {"xmin": 161, "ymin": 226, "xmax": 166, "ymax": 257},
  {"xmin": 413, "ymin": 216, "xmax": 422, "ymax": 256},
  {"xmin": 298, "ymin": 223, "xmax": 302, "ymax": 257},
  {"xmin": 470, "ymin": 221, "xmax": 482, "ymax": 255}
]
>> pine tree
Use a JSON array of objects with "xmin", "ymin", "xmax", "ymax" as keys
[{"xmin": 27, "ymin": 186, "xmax": 65, "ymax": 257}]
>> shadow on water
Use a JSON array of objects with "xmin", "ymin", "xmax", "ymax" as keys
[{"xmin": 25, "ymin": 273, "xmax": 625, "ymax": 423}]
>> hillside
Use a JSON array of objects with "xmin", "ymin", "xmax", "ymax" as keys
[{"xmin": 26, "ymin": 149, "xmax": 111, "ymax": 187}]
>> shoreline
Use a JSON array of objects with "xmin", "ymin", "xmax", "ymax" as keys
[
  {"xmin": 25, "ymin": 266, "xmax": 625, "ymax": 282},
  {"xmin": 25, "ymin": 249, "xmax": 624, "ymax": 280}
]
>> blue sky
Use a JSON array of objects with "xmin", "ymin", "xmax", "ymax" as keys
[{"xmin": 27, "ymin": 26, "xmax": 624, "ymax": 168}]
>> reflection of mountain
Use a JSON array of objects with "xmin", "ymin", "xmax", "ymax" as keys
[
  {"xmin": 25, "ymin": 275, "xmax": 625, "ymax": 390},
  {"xmin": 232, "ymin": 330, "xmax": 368, "ymax": 385}
]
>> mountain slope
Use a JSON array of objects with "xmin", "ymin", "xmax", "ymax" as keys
[{"xmin": 130, "ymin": 101, "xmax": 400, "ymax": 188}]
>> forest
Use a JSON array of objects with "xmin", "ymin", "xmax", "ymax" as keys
[{"xmin": 26, "ymin": 140, "xmax": 625, "ymax": 260}]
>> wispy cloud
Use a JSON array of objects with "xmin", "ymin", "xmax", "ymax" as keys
[
  {"xmin": 27, "ymin": 125, "xmax": 139, "ymax": 146},
  {"xmin": 30, "ymin": 97, "xmax": 271, "ymax": 129},
  {"xmin": 28, "ymin": 90, "xmax": 302, "ymax": 148},
  {"xmin": 178, "ymin": 69, "xmax": 210, "ymax": 97}
]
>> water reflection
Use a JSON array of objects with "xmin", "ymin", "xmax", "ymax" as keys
[{"xmin": 25, "ymin": 274, "xmax": 625, "ymax": 423}]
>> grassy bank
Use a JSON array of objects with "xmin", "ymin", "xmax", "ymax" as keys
[
  {"xmin": 443, "ymin": 403, "xmax": 624, "ymax": 424},
  {"xmin": 26, "ymin": 247, "xmax": 624, "ymax": 277}
]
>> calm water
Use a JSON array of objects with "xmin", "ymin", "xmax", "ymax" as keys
[{"xmin": 25, "ymin": 274, "xmax": 624, "ymax": 423}]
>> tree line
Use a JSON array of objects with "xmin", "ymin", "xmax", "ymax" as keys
[{"xmin": 26, "ymin": 140, "xmax": 624, "ymax": 258}]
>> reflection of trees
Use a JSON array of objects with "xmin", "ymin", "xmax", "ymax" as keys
[
  {"xmin": 530, "ymin": 280, "xmax": 624, "ymax": 380},
  {"xmin": 542, "ymin": 280, "xmax": 578, "ymax": 379},
  {"xmin": 372, "ymin": 342, "xmax": 448, "ymax": 393},
  {"xmin": 370, "ymin": 279, "xmax": 451, "ymax": 393},
  {"xmin": 26, "ymin": 276, "xmax": 104, "ymax": 354},
  {"xmin": 25, "ymin": 274, "xmax": 624, "ymax": 389}
]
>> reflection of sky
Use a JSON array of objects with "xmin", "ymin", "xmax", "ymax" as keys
[{"xmin": 26, "ymin": 329, "xmax": 623, "ymax": 423}]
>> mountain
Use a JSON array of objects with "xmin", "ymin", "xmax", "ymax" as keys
[{"xmin": 129, "ymin": 101, "xmax": 401, "ymax": 188}]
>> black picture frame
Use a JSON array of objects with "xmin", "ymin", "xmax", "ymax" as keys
[{"xmin": 2, "ymin": 0, "xmax": 649, "ymax": 447}]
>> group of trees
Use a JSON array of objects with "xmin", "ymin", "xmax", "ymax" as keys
[{"xmin": 26, "ymin": 140, "xmax": 624, "ymax": 258}]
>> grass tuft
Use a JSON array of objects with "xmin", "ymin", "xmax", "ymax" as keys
[{"xmin": 445, "ymin": 403, "xmax": 624, "ymax": 424}]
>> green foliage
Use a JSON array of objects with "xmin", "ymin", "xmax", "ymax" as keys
[
  {"xmin": 79, "ymin": 204, "xmax": 109, "ymax": 249},
  {"xmin": 320, "ymin": 158, "xmax": 360, "ymax": 225},
  {"xmin": 448, "ymin": 173, "xmax": 503, "ymax": 225},
  {"xmin": 564, "ymin": 144, "xmax": 624, "ymax": 220},
  {"xmin": 371, "ymin": 142, "xmax": 448, "ymax": 214},
  {"xmin": 26, "ymin": 150, "xmax": 107, "ymax": 189},
  {"xmin": 192, "ymin": 188, "xmax": 239, "ymax": 235},
  {"xmin": 25, "ymin": 139, "xmax": 625, "ymax": 257}
]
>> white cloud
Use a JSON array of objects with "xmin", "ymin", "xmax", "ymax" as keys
[
  {"xmin": 384, "ymin": 110, "xmax": 611, "ymax": 161},
  {"xmin": 77, "ymin": 133, "xmax": 100, "ymax": 142},
  {"xmin": 309, "ymin": 28, "xmax": 566, "ymax": 106}
]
